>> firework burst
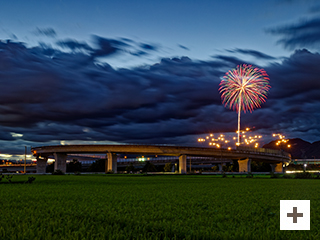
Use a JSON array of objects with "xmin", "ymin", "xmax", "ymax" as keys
[{"xmin": 219, "ymin": 64, "xmax": 270, "ymax": 145}]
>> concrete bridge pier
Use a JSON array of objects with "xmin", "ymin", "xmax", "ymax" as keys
[
  {"xmin": 36, "ymin": 157, "xmax": 48, "ymax": 174},
  {"xmin": 179, "ymin": 155, "xmax": 187, "ymax": 174},
  {"xmin": 106, "ymin": 152, "xmax": 117, "ymax": 173},
  {"xmin": 238, "ymin": 158, "xmax": 251, "ymax": 173},
  {"xmin": 54, "ymin": 153, "xmax": 67, "ymax": 173},
  {"xmin": 219, "ymin": 162, "xmax": 226, "ymax": 172},
  {"xmin": 270, "ymin": 163, "xmax": 283, "ymax": 173}
]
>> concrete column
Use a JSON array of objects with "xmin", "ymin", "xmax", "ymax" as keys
[
  {"xmin": 238, "ymin": 158, "xmax": 251, "ymax": 173},
  {"xmin": 106, "ymin": 152, "xmax": 117, "ymax": 173},
  {"xmin": 36, "ymin": 157, "xmax": 48, "ymax": 174},
  {"xmin": 270, "ymin": 163, "xmax": 283, "ymax": 173},
  {"xmin": 270, "ymin": 163, "xmax": 275, "ymax": 173},
  {"xmin": 53, "ymin": 153, "xmax": 67, "ymax": 173},
  {"xmin": 179, "ymin": 155, "xmax": 187, "ymax": 174},
  {"xmin": 219, "ymin": 162, "xmax": 226, "ymax": 172}
]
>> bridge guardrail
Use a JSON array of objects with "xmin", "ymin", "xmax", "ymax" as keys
[{"xmin": 236, "ymin": 146, "xmax": 291, "ymax": 158}]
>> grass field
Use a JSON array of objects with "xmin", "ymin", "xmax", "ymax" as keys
[{"xmin": 0, "ymin": 174, "xmax": 319, "ymax": 239}]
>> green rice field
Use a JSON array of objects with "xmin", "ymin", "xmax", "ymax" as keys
[{"xmin": 0, "ymin": 174, "xmax": 319, "ymax": 239}]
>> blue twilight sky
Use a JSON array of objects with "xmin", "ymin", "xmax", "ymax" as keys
[
  {"xmin": 0, "ymin": 0, "xmax": 320, "ymax": 159},
  {"xmin": 0, "ymin": 0, "xmax": 316, "ymax": 67}
]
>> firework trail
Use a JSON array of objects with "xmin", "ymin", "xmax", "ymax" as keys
[{"xmin": 219, "ymin": 64, "xmax": 270, "ymax": 145}]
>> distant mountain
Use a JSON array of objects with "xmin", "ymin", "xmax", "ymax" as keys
[
  {"xmin": 307, "ymin": 141, "xmax": 320, "ymax": 159},
  {"xmin": 263, "ymin": 138, "xmax": 320, "ymax": 159}
]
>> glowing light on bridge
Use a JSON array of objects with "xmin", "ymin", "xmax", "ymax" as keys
[
  {"xmin": 273, "ymin": 133, "xmax": 291, "ymax": 149},
  {"xmin": 197, "ymin": 127, "xmax": 263, "ymax": 149},
  {"xmin": 219, "ymin": 64, "xmax": 270, "ymax": 145}
]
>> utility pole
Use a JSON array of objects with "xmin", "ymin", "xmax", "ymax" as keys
[{"xmin": 24, "ymin": 146, "xmax": 27, "ymax": 174}]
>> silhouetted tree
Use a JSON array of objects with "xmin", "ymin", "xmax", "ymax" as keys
[
  {"xmin": 87, "ymin": 159, "xmax": 105, "ymax": 172},
  {"xmin": 46, "ymin": 163, "xmax": 54, "ymax": 173},
  {"xmin": 231, "ymin": 160, "xmax": 239, "ymax": 172},
  {"xmin": 125, "ymin": 163, "xmax": 135, "ymax": 173},
  {"xmin": 211, "ymin": 166, "xmax": 218, "ymax": 172},
  {"xmin": 164, "ymin": 162, "xmax": 173, "ymax": 172},
  {"xmin": 251, "ymin": 161, "xmax": 271, "ymax": 172},
  {"xmin": 67, "ymin": 159, "xmax": 82, "ymax": 172},
  {"xmin": 222, "ymin": 165, "xmax": 228, "ymax": 172},
  {"xmin": 142, "ymin": 161, "xmax": 157, "ymax": 172}
]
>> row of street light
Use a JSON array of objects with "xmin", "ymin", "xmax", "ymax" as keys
[
  {"xmin": 272, "ymin": 133, "xmax": 291, "ymax": 149},
  {"xmin": 198, "ymin": 128, "xmax": 262, "ymax": 149},
  {"xmin": 198, "ymin": 129, "xmax": 291, "ymax": 150}
]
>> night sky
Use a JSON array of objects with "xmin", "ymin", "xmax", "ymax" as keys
[{"xmin": 0, "ymin": 0, "xmax": 319, "ymax": 160}]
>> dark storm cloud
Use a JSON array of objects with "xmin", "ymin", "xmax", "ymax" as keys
[
  {"xmin": 260, "ymin": 49, "xmax": 320, "ymax": 141},
  {"xmin": 89, "ymin": 36, "xmax": 159, "ymax": 58},
  {"xmin": 33, "ymin": 27, "xmax": 57, "ymax": 38},
  {"xmin": 56, "ymin": 39, "xmax": 93, "ymax": 52},
  {"xmin": 130, "ymin": 50, "xmax": 148, "ymax": 57},
  {"xmin": 266, "ymin": 49, "xmax": 320, "ymax": 99},
  {"xmin": 267, "ymin": 17, "xmax": 320, "ymax": 49},
  {"xmin": 91, "ymin": 35, "xmax": 126, "ymax": 57},
  {"xmin": 0, "ymin": 39, "xmax": 226, "ymax": 146},
  {"xmin": 226, "ymin": 49, "xmax": 276, "ymax": 60},
  {"xmin": 178, "ymin": 44, "xmax": 190, "ymax": 51},
  {"xmin": 0, "ymin": 131, "xmax": 15, "ymax": 141},
  {"xmin": 0, "ymin": 38, "xmax": 319, "ymax": 154},
  {"xmin": 140, "ymin": 43, "xmax": 157, "ymax": 51}
]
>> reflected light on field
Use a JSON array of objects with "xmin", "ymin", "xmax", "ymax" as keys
[{"xmin": 285, "ymin": 170, "xmax": 319, "ymax": 173}]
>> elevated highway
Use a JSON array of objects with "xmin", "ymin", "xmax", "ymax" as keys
[{"xmin": 31, "ymin": 144, "xmax": 291, "ymax": 174}]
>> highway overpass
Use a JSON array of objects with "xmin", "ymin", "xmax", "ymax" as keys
[{"xmin": 31, "ymin": 144, "xmax": 291, "ymax": 174}]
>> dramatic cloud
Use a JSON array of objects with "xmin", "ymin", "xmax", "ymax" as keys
[
  {"xmin": 0, "ymin": 37, "xmax": 319, "ymax": 155},
  {"xmin": 262, "ymin": 49, "xmax": 320, "ymax": 138},
  {"xmin": 226, "ymin": 49, "xmax": 276, "ymax": 60},
  {"xmin": 33, "ymin": 27, "xmax": 57, "ymax": 38},
  {"xmin": 89, "ymin": 36, "xmax": 159, "ymax": 58},
  {"xmin": 267, "ymin": 17, "xmax": 320, "ymax": 49},
  {"xmin": 140, "ymin": 43, "xmax": 157, "ymax": 51},
  {"xmin": 56, "ymin": 39, "xmax": 93, "ymax": 52},
  {"xmin": 91, "ymin": 35, "xmax": 129, "ymax": 57},
  {"xmin": 178, "ymin": 44, "xmax": 190, "ymax": 51}
]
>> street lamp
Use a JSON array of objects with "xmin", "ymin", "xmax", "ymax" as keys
[
  {"xmin": 198, "ymin": 128, "xmax": 262, "ymax": 150},
  {"xmin": 273, "ymin": 133, "xmax": 290, "ymax": 150},
  {"xmin": 304, "ymin": 163, "xmax": 307, "ymax": 172}
]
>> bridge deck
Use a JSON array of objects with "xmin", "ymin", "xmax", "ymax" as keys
[{"xmin": 31, "ymin": 144, "xmax": 291, "ymax": 163}]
